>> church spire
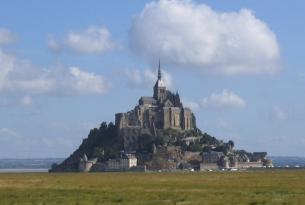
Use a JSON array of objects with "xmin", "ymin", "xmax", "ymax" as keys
[{"xmin": 158, "ymin": 59, "xmax": 161, "ymax": 80}]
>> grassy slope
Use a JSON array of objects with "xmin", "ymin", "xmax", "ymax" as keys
[{"xmin": 0, "ymin": 170, "xmax": 304, "ymax": 205}]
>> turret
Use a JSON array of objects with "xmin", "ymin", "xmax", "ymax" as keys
[{"xmin": 174, "ymin": 90, "xmax": 182, "ymax": 107}]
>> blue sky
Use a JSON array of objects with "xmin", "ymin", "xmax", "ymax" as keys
[{"xmin": 0, "ymin": 0, "xmax": 305, "ymax": 158}]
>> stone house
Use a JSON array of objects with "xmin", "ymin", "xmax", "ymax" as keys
[
  {"xmin": 202, "ymin": 151, "xmax": 224, "ymax": 163},
  {"xmin": 107, "ymin": 153, "xmax": 137, "ymax": 170}
]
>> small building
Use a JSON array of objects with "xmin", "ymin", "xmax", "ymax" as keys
[
  {"xmin": 202, "ymin": 151, "xmax": 224, "ymax": 163},
  {"xmin": 263, "ymin": 158, "xmax": 273, "ymax": 167},
  {"xmin": 107, "ymin": 153, "xmax": 137, "ymax": 170},
  {"xmin": 200, "ymin": 163, "xmax": 219, "ymax": 171},
  {"xmin": 217, "ymin": 156, "xmax": 230, "ymax": 169},
  {"xmin": 238, "ymin": 153, "xmax": 250, "ymax": 162},
  {"xmin": 252, "ymin": 152, "xmax": 267, "ymax": 162},
  {"xmin": 229, "ymin": 156, "xmax": 238, "ymax": 168}
]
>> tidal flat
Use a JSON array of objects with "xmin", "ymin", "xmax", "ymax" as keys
[{"xmin": 0, "ymin": 170, "xmax": 304, "ymax": 205}]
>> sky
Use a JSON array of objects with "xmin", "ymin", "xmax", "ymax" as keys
[{"xmin": 0, "ymin": 0, "xmax": 305, "ymax": 158}]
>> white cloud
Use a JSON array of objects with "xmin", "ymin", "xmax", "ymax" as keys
[
  {"xmin": 13, "ymin": 77, "xmax": 56, "ymax": 94},
  {"xmin": 66, "ymin": 67, "xmax": 110, "ymax": 94},
  {"xmin": 201, "ymin": 89, "xmax": 246, "ymax": 108},
  {"xmin": 0, "ymin": 49, "xmax": 14, "ymax": 89},
  {"xmin": 271, "ymin": 106, "xmax": 288, "ymax": 121},
  {"xmin": 129, "ymin": 0, "xmax": 280, "ymax": 75},
  {"xmin": 0, "ymin": 28, "xmax": 17, "ymax": 45},
  {"xmin": 124, "ymin": 68, "xmax": 142, "ymax": 87},
  {"xmin": 0, "ymin": 128, "xmax": 27, "ymax": 148},
  {"xmin": 215, "ymin": 118, "xmax": 230, "ymax": 129},
  {"xmin": 0, "ymin": 49, "xmax": 111, "ymax": 95},
  {"xmin": 124, "ymin": 68, "xmax": 172, "ymax": 89},
  {"xmin": 47, "ymin": 121, "xmax": 100, "ymax": 132},
  {"xmin": 49, "ymin": 26, "xmax": 117, "ymax": 54},
  {"xmin": 185, "ymin": 90, "xmax": 246, "ymax": 111},
  {"xmin": 47, "ymin": 36, "xmax": 62, "ymax": 53},
  {"xmin": 0, "ymin": 96, "xmax": 33, "ymax": 107},
  {"xmin": 183, "ymin": 99, "xmax": 200, "ymax": 111},
  {"xmin": 20, "ymin": 96, "xmax": 33, "ymax": 106},
  {"xmin": 0, "ymin": 128, "xmax": 19, "ymax": 138}
]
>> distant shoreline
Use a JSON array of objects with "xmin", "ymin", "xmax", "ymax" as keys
[
  {"xmin": 1, "ymin": 167, "xmax": 305, "ymax": 174},
  {"xmin": 0, "ymin": 169, "xmax": 49, "ymax": 173},
  {"xmin": 0, "ymin": 157, "xmax": 304, "ymax": 173}
]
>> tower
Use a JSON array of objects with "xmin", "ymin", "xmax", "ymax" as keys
[
  {"xmin": 158, "ymin": 60, "xmax": 161, "ymax": 80},
  {"xmin": 153, "ymin": 61, "xmax": 166, "ymax": 102}
]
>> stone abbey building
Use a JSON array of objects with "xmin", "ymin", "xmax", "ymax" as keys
[{"xmin": 115, "ymin": 63, "xmax": 196, "ymax": 137}]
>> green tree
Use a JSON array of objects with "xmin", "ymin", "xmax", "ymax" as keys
[{"xmin": 188, "ymin": 141, "xmax": 202, "ymax": 152}]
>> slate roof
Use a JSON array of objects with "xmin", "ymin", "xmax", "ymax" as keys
[{"xmin": 139, "ymin": 96, "xmax": 157, "ymax": 105}]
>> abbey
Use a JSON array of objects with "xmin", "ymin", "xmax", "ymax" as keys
[
  {"xmin": 51, "ymin": 62, "xmax": 273, "ymax": 173},
  {"xmin": 115, "ymin": 63, "xmax": 196, "ymax": 134}
]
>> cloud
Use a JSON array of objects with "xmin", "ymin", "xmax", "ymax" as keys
[
  {"xmin": 271, "ymin": 106, "xmax": 288, "ymax": 121},
  {"xmin": 129, "ymin": 0, "xmax": 280, "ymax": 75},
  {"xmin": 66, "ymin": 67, "xmax": 110, "ymax": 94},
  {"xmin": 124, "ymin": 68, "xmax": 172, "ymax": 89},
  {"xmin": 0, "ymin": 49, "xmax": 14, "ymax": 89},
  {"xmin": 20, "ymin": 96, "xmax": 33, "ymax": 106},
  {"xmin": 269, "ymin": 106, "xmax": 305, "ymax": 122},
  {"xmin": 215, "ymin": 118, "xmax": 230, "ymax": 129},
  {"xmin": 0, "ymin": 128, "xmax": 20, "ymax": 139},
  {"xmin": 0, "ymin": 128, "xmax": 28, "ymax": 149},
  {"xmin": 183, "ymin": 99, "xmax": 200, "ymax": 111},
  {"xmin": 47, "ymin": 36, "xmax": 62, "ymax": 53},
  {"xmin": 49, "ymin": 26, "xmax": 117, "ymax": 54},
  {"xmin": 201, "ymin": 89, "xmax": 246, "ymax": 108},
  {"xmin": 181, "ymin": 90, "xmax": 246, "ymax": 111},
  {"xmin": 0, "ymin": 96, "xmax": 33, "ymax": 107},
  {"xmin": 0, "ymin": 28, "xmax": 17, "ymax": 45},
  {"xmin": 0, "ymin": 49, "xmax": 111, "ymax": 95}
]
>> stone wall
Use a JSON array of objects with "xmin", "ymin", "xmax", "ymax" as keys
[
  {"xmin": 237, "ymin": 161, "xmax": 263, "ymax": 169},
  {"xmin": 184, "ymin": 151, "xmax": 202, "ymax": 162},
  {"xmin": 200, "ymin": 163, "xmax": 219, "ymax": 170},
  {"xmin": 79, "ymin": 161, "xmax": 96, "ymax": 172}
]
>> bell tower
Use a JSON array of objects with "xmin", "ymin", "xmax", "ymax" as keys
[{"xmin": 153, "ymin": 60, "xmax": 166, "ymax": 102}]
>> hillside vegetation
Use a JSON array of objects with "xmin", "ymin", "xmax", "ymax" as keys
[{"xmin": 50, "ymin": 121, "xmax": 235, "ymax": 172}]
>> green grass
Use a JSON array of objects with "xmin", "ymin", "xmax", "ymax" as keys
[{"xmin": 0, "ymin": 170, "xmax": 305, "ymax": 205}]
